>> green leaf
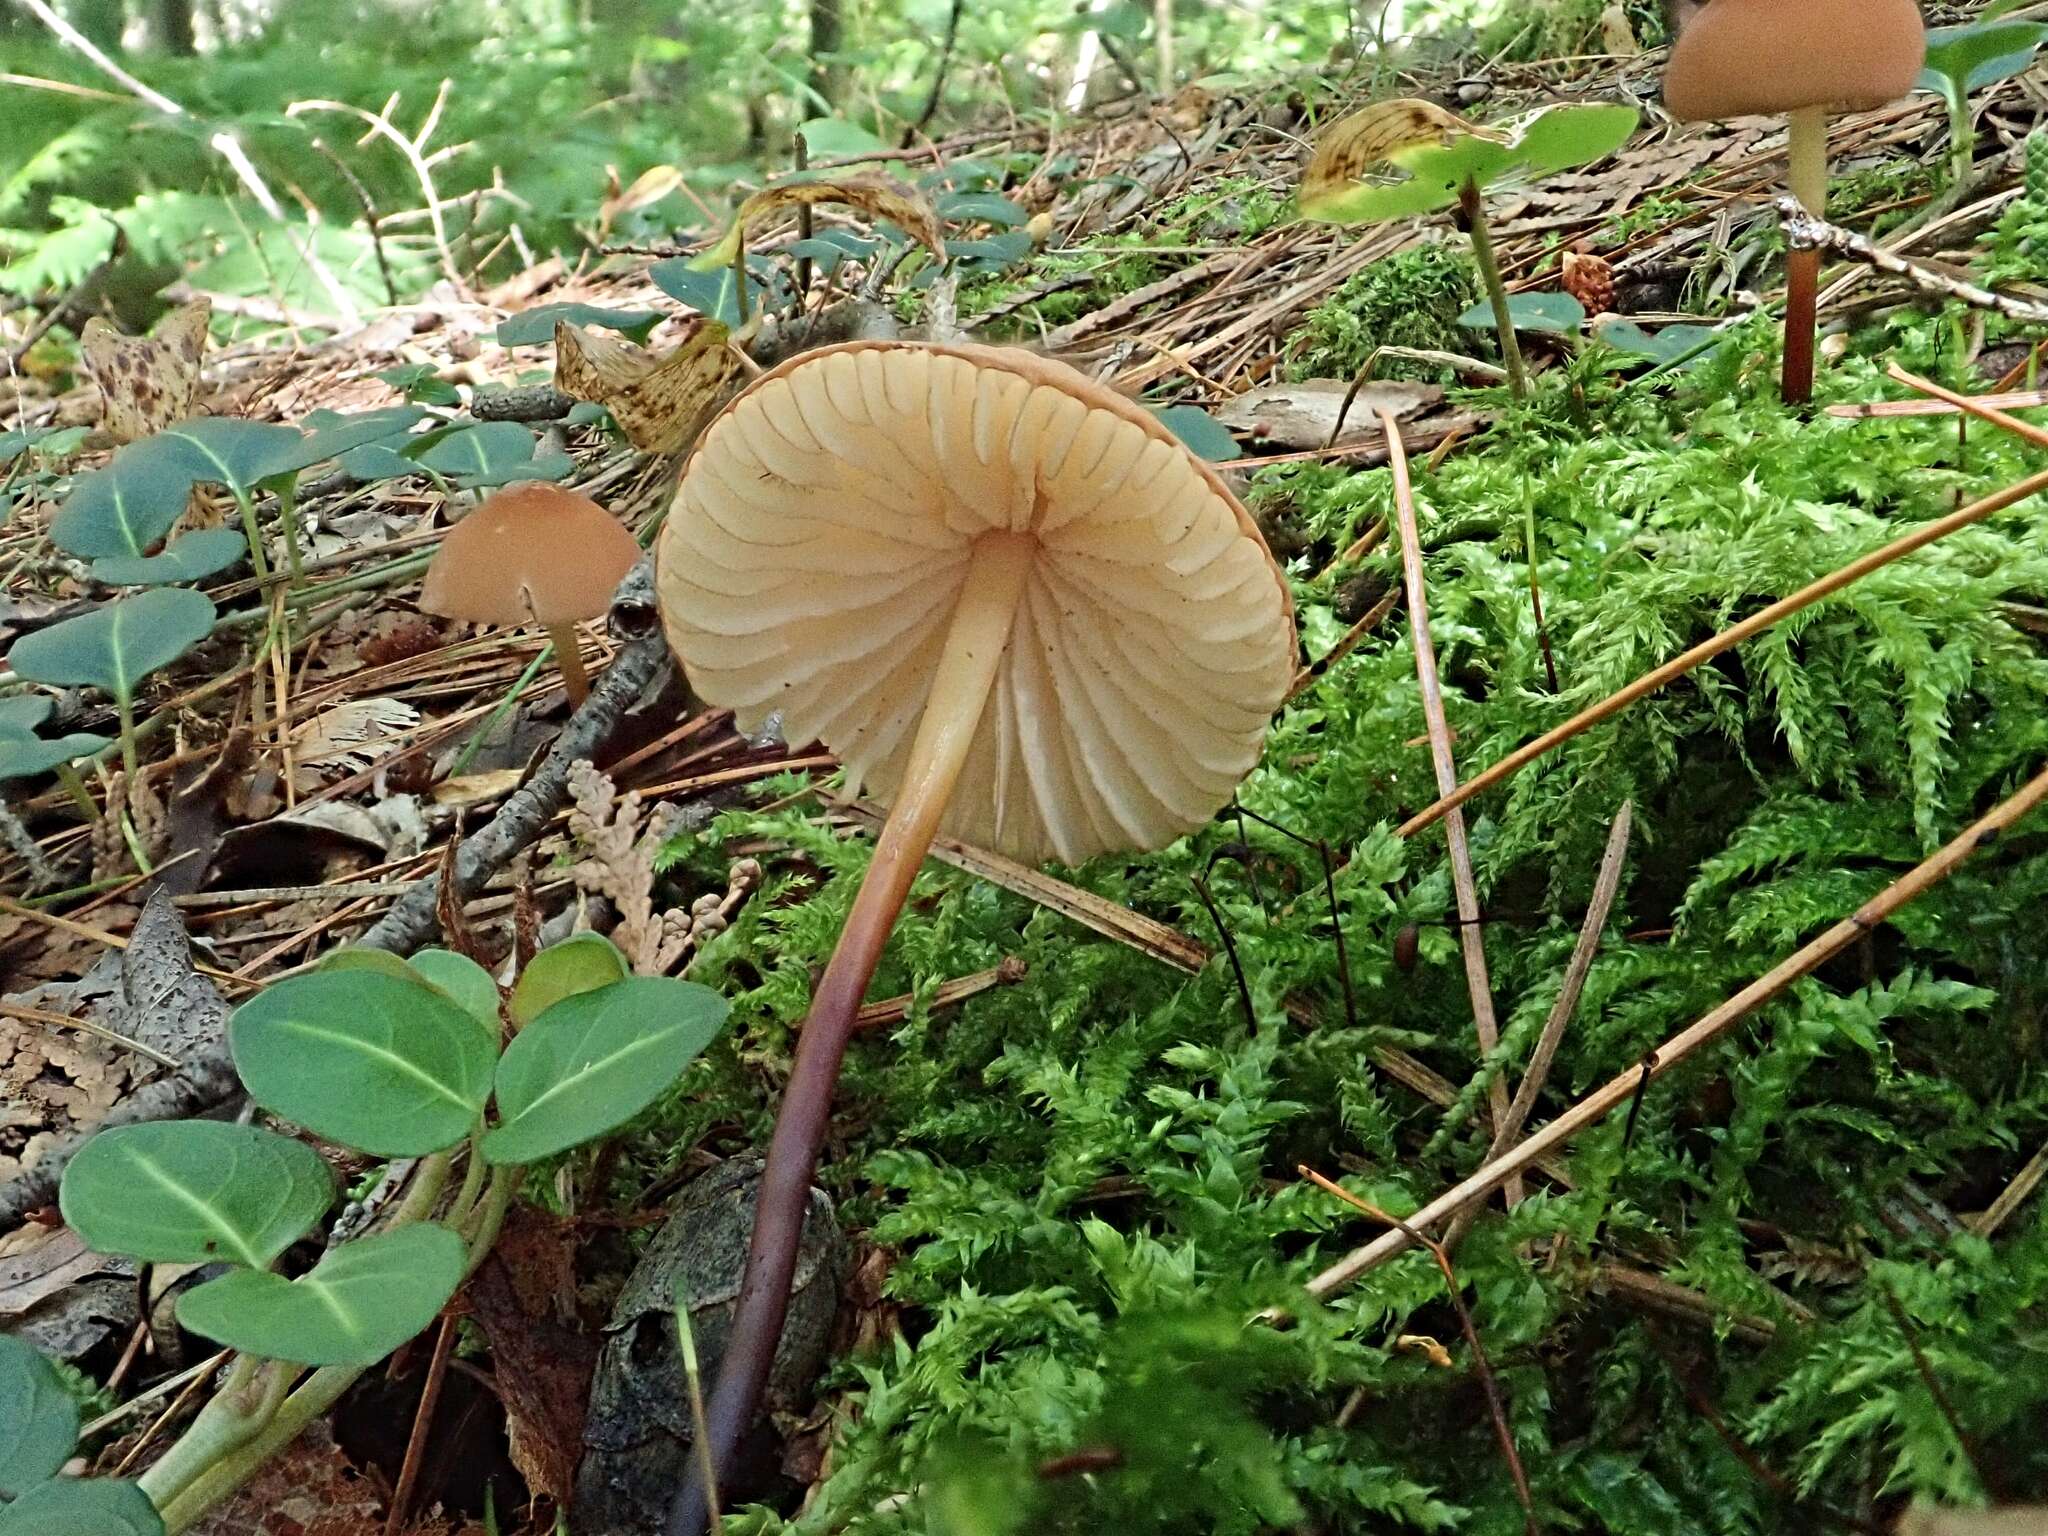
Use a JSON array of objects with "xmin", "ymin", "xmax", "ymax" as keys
[
  {"xmin": 649, "ymin": 261, "xmax": 771, "ymax": 328},
  {"xmin": 1151, "ymin": 404, "xmax": 1242, "ymax": 463},
  {"xmin": 0, "ymin": 697, "xmax": 54, "ymax": 736},
  {"xmin": 49, "ymin": 436, "xmax": 200, "ymax": 560},
  {"xmin": 1500, "ymin": 102, "xmax": 1640, "ymax": 178},
  {"xmin": 175, "ymin": 1224, "xmax": 465, "ymax": 1367},
  {"xmin": 1919, "ymin": 21, "xmax": 2048, "ymax": 97},
  {"xmin": 154, "ymin": 418, "xmax": 311, "ymax": 494},
  {"xmin": 0, "ymin": 732, "xmax": 108, "ymax": 781},
  {"xmin": 294, "ymin": 407, "xmax": 429, "ymax": 467},
  {"xmin": 58, "ymin": 1121, "xmax": 333, "ymax": 1268},
  {"xmin": 483, "ymin": 976, "xmax": 729, "ymax": 1165},
  {"xmin": 89, "ymin": 527, "xmax": 245, "ymax": 587},
  {"xmin": 230, "ymin": 970, "xmax": 498, "ymax": 1156},
  {"xmin": 0, "ymin": 425, "xmax": 85, "ymax": 466},
  {"xmin": 317, "ymin": 946, "xmax": 427, "ymax": 981},
  {"xmin": 1459, "ymin": 291, "xmax": 1585, "ymax": 335},
  {"xmin": 407, "ymin": 949, "xmax": 502, "ymax": 1031},
  {"xmin": 374, "ymin": 364, "xmax": 461, "ymax": 408},
  {"xmin": 7, "ymin": 589, "xmax": 217, "ymax": 705},
  {"xmin": 0, "ymin": 1477, "xmax": 162, "ymax": 1536},
  {"xmin": 411, "ymin": 422, "xmax": 572, "ymax": 489},
  {"xmin": 0, "ymin": 1336, "xmax": 78, "ymax": 1499},
  {"xmin": 496, "ymin": 304, "xmax": 662, "ymax": 347},
  {"xmin": 793, "ymin": 116, "xmax": 889, "ymax": 160},
  {"xmin": 508, "ymin": 931, "xmax": 629, "ymax": 1027},
  {"xmin": 937, "ymin": 191, "xmax": 1028, "ymax": 227},
  {"xmin": 1591, "ymin": 316, "xmax": 1723, "ymax": 369}
]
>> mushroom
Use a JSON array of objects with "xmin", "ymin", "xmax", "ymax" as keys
[
  {"xmin": 1662, "ymin": 0, "xmax": 1924, "ymax": 404},
  {"xmin": 654, "ymin": 339, "xmax": 1296, "ymax": 1523},
  {"xmin": 419, "ymin": 481, "xmax": 640, "ymax": 705}
]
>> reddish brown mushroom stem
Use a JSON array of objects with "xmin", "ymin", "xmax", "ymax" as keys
[
  {"xmin": 675, "ymin": 533, "xmax": 1035, "ymax": 1533},
  {"xmin": 1781, "ymin": 106, "xmax": 1830, "ymax": 405}
]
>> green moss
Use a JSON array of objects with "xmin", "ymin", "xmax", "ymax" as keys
[{"xmin": 1286, "ymin": 242, "xmax": 1483, "ymax": 383}]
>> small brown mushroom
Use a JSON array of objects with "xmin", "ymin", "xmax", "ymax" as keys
[
  {"xmin": 1662, "ymin": 0, "xmax": 1924, "ymax": 404},
  {"xmin": 419, "ymin": 481, "xmax": 640, "ymax": 705}
]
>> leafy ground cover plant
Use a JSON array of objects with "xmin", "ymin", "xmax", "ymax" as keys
[
  {"xmin": 1918, "ymin": 18, "xmax": 2048, "ymax": 195},
  {"xmin": 1298, "ymin": 99, "xmax": 1638, "ymax": 399},
  {"xmin": 9, "ymin": 930, "xmax": 726, "ymax": 1535}
]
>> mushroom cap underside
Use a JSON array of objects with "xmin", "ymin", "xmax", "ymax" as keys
[
  {"xmin": 656, "ymin": 340, "xmax": 1298, "ymax": 867},
  {"xmin": 1663, "ymin": 0, "xmax": 1926, "ymax": 121},
  {"xmin": 420, "ymin": 481, "xmax": 641, "ymax": 627}
]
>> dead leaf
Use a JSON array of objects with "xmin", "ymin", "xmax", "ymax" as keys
[
  {"xmin": 554, "ymin": 319, "xmax": 741, "ymax": 455},
  {"xmin": 79, "ymin": 298, "xmax": 210, "ymax": 445},
  {"xmin": 1393, "ymin": 1333, "xmax": 1454, "ymax": 1369},
  {"xmin": 600, "ymin": 164, "xmax": 686, "ymax": 237},
  {"xmin": 1600, "ymin": 2, "xmax": 1639, "ymax": 55},
  {"xmin": 696, "ymin": 172, "xmax": 944, "ymax": 269},
  {"xmin": 1301, "ymin": 99, "xmax": 1482, "ymax": 212},
  {"xmin": 1214, "ymin": 379, "xmax": 1441, "ymax": 450},
  {"xmin": 185, "ymin": 1417, "xmax": 385, "ymax": 1536},
  {"xmin": 0, "ymin": 1224, "xmax": 138, "ymax": 1363},
  {"xmin": 291, "ymin": 698, "xmax": 421, "ymax": 790},
  {"xmin": 431, "ymin": 768, "xmax": 526, "ymax": 808}
]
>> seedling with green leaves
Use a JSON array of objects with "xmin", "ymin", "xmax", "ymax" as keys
[
  {"xmin": 0, "ymin": 1336, "xmax": 160, "ymax": 1536},
  {"xmin": 1918, "ymin": 20, "xmax": 2048, "ymax": 196},
  {"xmin": 1298, "ymin": 99, "xmax": 1637, "ymax": 400},
  {"xmin": 25, "ymin": 931, "xmax": 727, "ymax": 1535},
  {"xmin": 0, "ymin": 694, "xmax": 108, "ymax": 822},
  {"xmin": 6, "ymin": 588, "xmax": 215, "ymax": 782}
]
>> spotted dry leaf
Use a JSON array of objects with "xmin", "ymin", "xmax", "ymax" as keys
[
  {"xmin": 697, "ymin": 172, "xmax": 945, "ymax": 268},
  {"xmin": 1300, "ymin": 98, "xmax": 1489, "ymax": 212},
  {"xmin": 78, "ymin": 297, "xmax": 210, "ymax": 444},
  {"xmin": 554, "ymin": 318, "xmax": 742, "ymax": 455}
]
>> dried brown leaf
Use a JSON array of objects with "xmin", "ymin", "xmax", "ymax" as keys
[
  {"xmin": 79, "ymin": 298, "xmax": 210, "ymax": 445},
  {"xmin": 1301, "ymin": 99, "xmax": 1479, "ymax": 211},
  {"xmin": 699, "ymin": 172, "xmax": 944, "ymax": 268},
  {"xmin": 553, "ymin": 320, "xmax": 741, "ymax": 455}
]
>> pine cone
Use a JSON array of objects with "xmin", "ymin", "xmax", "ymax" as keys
[{"xmin": 1562, "ymin": 251, "xmax": 1617, "ymax": 316}]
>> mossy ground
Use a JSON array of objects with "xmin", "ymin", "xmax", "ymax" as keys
[{"xmin": 620, "ymin": 207, "xmax": 2048, "ymax": 1532}]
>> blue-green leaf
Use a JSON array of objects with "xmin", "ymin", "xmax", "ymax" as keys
[
  {"xmin": 0, "ymin": 1476, "xmax": 162, "ymax": 1536},
  {"xmin": 496, "ymin": 304, "xmax": 662, "ymax": 347},
  {"xmin": 89, "ymin": 527, "xmax": 246, "ymax": 587},
  {"xmin": 0, "ymin": 1336, "xmax": 77, "ymax": 1499},
  {"xmin": 49, "ymin": 436, "xmax": 199, "ymax": 560},
  {"xmin": 6, "ymin": 589, "xmax": 217, "ymax": 704},
  {"xmin": 1459, "ymin": 291, "xmax": 1585, "ymax": 335}
]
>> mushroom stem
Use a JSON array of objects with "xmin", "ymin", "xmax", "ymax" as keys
[
  {"xmin": 544, "ymin": 621, "xmax": 590, "ymax": 707},
  {"xmin": 1782, "ymin": 105, "xmax": 1829, "ymax": 405},
  {"xmin": 669, "ymin": 531, "xmax": 1037, "ymax": 1536},
  {"xmin": 1459, "ymin": 178, "xmax": 1527, "ymax": 402}
]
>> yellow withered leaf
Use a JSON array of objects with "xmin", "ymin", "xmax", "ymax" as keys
[
  {"xmin": 79, "ymin": 297, "xmax": 210, "ymax": 444},
  {"xmin": 554, "ymin": 318, "xmax": 743, "ymax": 455},
  {"xmin": 1300, "ymin": 99, "xmax": 1490, "ymax": 218},
  {"xmin": 692, "ymin": 172, "xmax": 944, "ymax": 270},
  {"xmin": 600, "ymin": 163, "xmax": 687, "ymax": 236}
]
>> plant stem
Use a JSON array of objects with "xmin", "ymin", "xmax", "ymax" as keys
[
  {"xmin": 138, "ymin": 1356, "xmax": 291, "ymax": 1513},
  {"xmin": 1461, "ymin": 178, "xmax": 1526, "ymax": 401},
  {"xmin": 115, "ymin": 693, "xmax": 138, "ymax": 784},
  {"xmin": 233, "ymin": 490, "xmax": 271, "ymax": 583},
  {"xmin": 1782, "ymin": 105, "xmax": 1829, "ymax": 405},
  {"xmin": 449, "ymin": 646, "xmax": 551, "ymax": 779},
  {"xmin": 1523, "ymin": 496, "xmax": 1560, "ymax": 692},
  {"xmin": 545, "ymin": 620, "xmax": 590, "ymax": 707},
  {"xmin": 54, "ymin": 762, "xmax": 99, "ymax": 821},
  {"xmin": 275, "ymin": 477, "xmax": 305, "ymax": 590},
  {"xmin": 668, "ymin": 531, "xmax": 1037, "ymax": 1536}
]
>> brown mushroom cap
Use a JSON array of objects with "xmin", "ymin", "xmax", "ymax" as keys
[
  {"xmin": 657, "ymin": 340, "xmax": 1298, "ymax": 866},
  {"xmin": 420, "ymin": 482, "xmax": 640, "ymax": 627},
  {"xmin": 1663, "ymin": 0, "xmax": 1926, "ymax": 121}
]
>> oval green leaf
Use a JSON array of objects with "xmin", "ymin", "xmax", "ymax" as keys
[
  {"xmin": 230, "ymin": 970, "xmax": 497, "ymax": 1156},
  {"xmin": 49, "ymin": 435, "xmax": 201, "ymax": 560},
  {"xmin": 0, "ymin": 1336, "xmax": 78, "ymax": 1499},
  {"xmin": 508, "ymin": 931, "xmax": 629, "ymax": 1027},
  {"xmin": 483, "ymin": 976, "xmax": 729, "ymax": 1165},
  {"xmin": 1152, "ymin": 404, "xmax": 1242, "ymax": 463},
  {"xmin": 1458, "ymin": 291, "xmax": 1585, "ymax": 335},
  {"xmin": 90, "ymin": 527, "xmax": 246, "ymax": 587},
  {"xmin": 496, "ymin": 304, "xmax": 662, "ymax": 348},
  {"xmin": 0, "ymin": 697, "xmax": 54, "ymax": 736},
  {"xmin": 0, "ymin": 1476, "xmax": 162, "ymax": 1536},
  {"xmin": 58, "ymin": 1121, "xmax": 333, "ymax": 1268},
  {"xmin": 174, "ymin": 1223, "xmax": 464, "ymax": 1367},
  {"xmin": 407, "ymin": 948, "xmax": 502, "ymax": 1031},
  {"xmin": 0, "ymin": 733, "xmax": 110, "ymax": 782},
  {"xmin": 155, "ymin": 418, "xmax": 310, "ymax": 494},
  {"xmin": 6, "ymin": 589, "xmax": 217, "ymax": 705}
]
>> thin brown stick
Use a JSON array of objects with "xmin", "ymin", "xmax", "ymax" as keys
[
  {"xmin": 1301, "ymin": 1168, "xmax": 1539, "ymax": 1535},
  {"xmin": 1887, "ymin": 363, "xmax": 2048, "ymax": 453},
  {"xmin": 1396, "ymin": 466, "xmax": 2048, "ymax": 841},
  {"xmin": 1444, "ymin": 801, "xmax": 1632, "ymax": 1249},
  {"xmin": 1973, "ymin": 1136, "xmax": 2048, "ymax": 1238},
  {"xmin": 385, "ymin": 1310, "xmax": 459, "ymax": 1536},
  {"xmin": 1287, "ymin": 586, "xmax": 1401, "ymax": 702},
  {"xmin": 1383, "ymin": 409, "xmax": 1520, "ymax": 1206},
  {"xmin": 1306, "ymin": 758, "xmax": 2048, "ymax": 1296}
]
